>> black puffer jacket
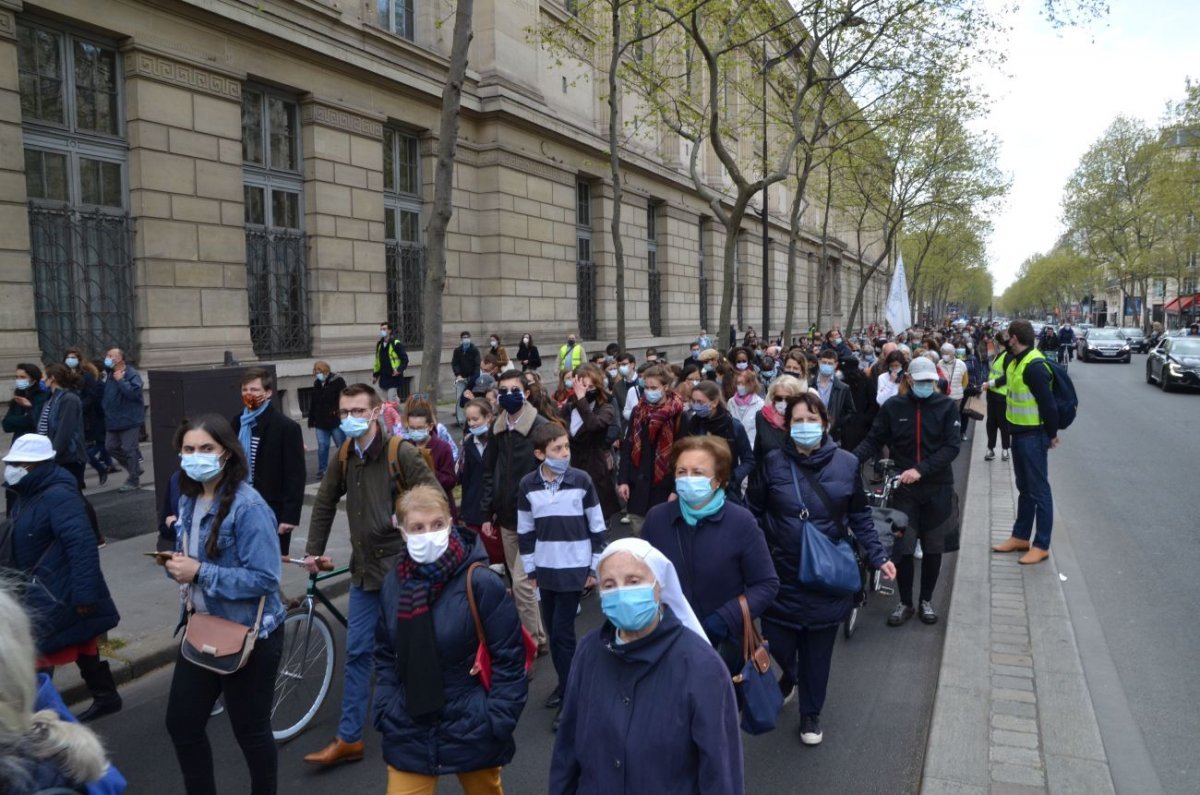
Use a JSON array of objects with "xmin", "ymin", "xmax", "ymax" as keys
[
  {"xmin": 852, "ymin": 391, "xmax": 961, "ymax": 485},
  {"xmin": 373, "ymin": 537, "xmax": 528, "ymax": 775},
  {"xmin": 307, "ymin": 374, "xmax": 347, "ymax": 431}
]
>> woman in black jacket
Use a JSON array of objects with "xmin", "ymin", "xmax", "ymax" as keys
[
  {"xmin": 65, "ymin": 348, "xmax": 114, "ymax": 484},
  {"xmin": 374, "ymin": 485, "xmax": 528, "ymax": 793},
  {"xmin": 680, "ymin": 381, "xmax": 755, "ymax": 496},
  {"xmin": 517, "ymin": 333, "xmax": 542, "ymax": 373},
  {"xmin": 559, "ymin": 364, "xmax": 620, "ymax": 521},
  {"xmin": 748, "ymin": 393, "xmax": 894, "ymax": 747},
  {"xmin": 458, "ymin": 398, "xmax": 504, "ymax": 564},
  {"xmin": 308, "ymin": 360, "xmax": 347, "ymax": 480}
]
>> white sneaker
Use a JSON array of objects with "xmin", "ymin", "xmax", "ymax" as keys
[
  {"xmin": 619, "ymin": 515, "xmax": 631, "ymax": 525},
  {"xmin": 914, "ymin": 540, "xmax": 924, "ymax": 560},
  {"xmin": 1001, "ymin": 450, "xmax": 1010, "ymax": 462}
]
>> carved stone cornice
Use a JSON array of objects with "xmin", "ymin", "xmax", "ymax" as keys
[
  {"xmin": 474, "ymin": 147, "xmax": 574, "ymax": 184},
  {"xmin": 123, "ymin": 47, "xmax": 242, "ymax": 101},
  {"xmin": 0, "ymin": 7, "xmax": 16, "ymax": 42},
  {"xmin": 300, "ymin": 100, "xmax": 384, "ymax": 139}
]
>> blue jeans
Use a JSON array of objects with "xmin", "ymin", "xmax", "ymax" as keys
[
  {"xmin": 338, "ymin": 585, "xmax": 381, "ymax": 743},
  {"xmin": 1011, "ymin": 432, "xmax": 1053, "ymax": 550},
  {"xmin": 314, "ymin": 427, "xmax": 346, "ymax": 476}
]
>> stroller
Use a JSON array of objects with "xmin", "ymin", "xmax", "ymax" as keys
[{"xmin": 844, "ymin": 462, "xmax": 907, "ymax": 639}]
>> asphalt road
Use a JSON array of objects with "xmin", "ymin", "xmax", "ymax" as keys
[
  {"xmin": 85, "ymin": 428, "xmax": 973, "ymax": 794},
  {"xmin": 1046, "ymin": 353, "xmax": 1200, "ymax": 794}
]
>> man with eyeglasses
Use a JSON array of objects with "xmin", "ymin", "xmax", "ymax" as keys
[
  {"xmin": 302, "ymin": 383, "xmax": 439, "ymax": 767},
  {"xmin": 480, "ymin": 371, "xmax": 549, "ymax": 652}
]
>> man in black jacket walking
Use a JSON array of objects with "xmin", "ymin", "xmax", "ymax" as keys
[
  {"xmin": 232, "ymin": 367, "xmax": 306, "ymax": 554},
  {"xmin": 854, "ymin": 356, "xmax": 961, "ymax": 626},
  {"xmin": 451, "ymin": 331, "xmax": 481, "ymax": 426}
]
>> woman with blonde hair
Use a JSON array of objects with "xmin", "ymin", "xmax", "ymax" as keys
[
  {"xmin": 374, "ymin": 485, "xmax": 528, "ymax": 794},
  {"xmin": 0, "ymin": 586, "xmax": 126, "ymax": 794}
]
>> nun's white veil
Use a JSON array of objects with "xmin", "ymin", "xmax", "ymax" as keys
[{"xmin": 597, "ymin": 538, "xmax": 707, "ymax": 640}]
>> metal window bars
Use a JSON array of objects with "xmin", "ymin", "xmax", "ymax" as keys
[
  {"xmin": 245, "ymin": 227, "xmax": 311, "ymax": 358},
  {"xmin": 577, "ymin": 259, "xmax": 597, "ymax": 340},
  {"xmin": 385, "ymin": 241, "xmax": 426, "ymax": 347}
]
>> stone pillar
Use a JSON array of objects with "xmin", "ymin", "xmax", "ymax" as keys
[
  {"xmin": 122, "ymin": 47, "xmax": 254, "ymax": 367},
  {"xmin": 472, "ymin": 0, "xmax": 543, "ymax": 99},
  {"xmin": 0, "ymin": 6, "xmax": 38, "ymax": 371},
  {"xmin": 299, "ymin": 99, "xmax": 386, "ymax": 359},
  {"xmin": 662, "ymin": 202, "xmax": 700, "ymax": 337}
]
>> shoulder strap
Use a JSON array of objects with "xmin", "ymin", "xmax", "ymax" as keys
[
  {"xmin": 465, "ymin": 561, "xmax": 486, "ymax": 647},
  {"xmin": 338, "ymin": 438, "xmax": 352, "ymax": 481},
  {"xmin": 387, "ymin": 434, "xmax": 408, "ymax": 490},
  {"xmin": 789, "ymin": 462, "xmax": 850, "ymax": 541}
]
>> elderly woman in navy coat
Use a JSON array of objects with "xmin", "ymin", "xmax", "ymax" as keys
[
  {"xmin": 748, "ymin": 393, "xmax": 896, "ymax": 748},
  {"xmin": 549, "ymin": 538, "xmax": 743, "ymax": 795},
  {"xmin": 2, "ymin": 434, "xmax": 120, "ymax": 723},
  {"xmin": 641, "ymin": 435, "xmax": 777, "ymax": 672},
  {"xmin": 374, "ymin": 484, "xmax": 527, "ymax": 795}
]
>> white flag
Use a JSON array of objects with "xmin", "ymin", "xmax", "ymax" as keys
[{"xmin": 886, "ymin": 253, "xmax": 912, "ymax": 333}]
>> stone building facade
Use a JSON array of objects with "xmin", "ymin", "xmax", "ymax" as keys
[{"xmin": 0, "ymin": 0, "xmax": 890, "ymax": 408}]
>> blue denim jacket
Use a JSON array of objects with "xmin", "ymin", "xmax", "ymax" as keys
[{"xmin": 173, "ymin": 482, "xmax": 286, "ymax": 637}]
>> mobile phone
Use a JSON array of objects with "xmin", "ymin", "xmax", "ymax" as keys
[{"xmin": 144, "ymin": 551, "xmax": 174, "ymax": 562}]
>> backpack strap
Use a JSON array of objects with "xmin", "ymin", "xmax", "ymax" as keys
[
  {"xmin": 387, "ymin": 434, "xmax": 409, "ymax": 493},
  {"xmin": 465, "ymin": 561, "xmax": 487, "ymax": 648},
  {"xmin": 337, "ymin": 438, "xmax": 353, "ymax": 482}
]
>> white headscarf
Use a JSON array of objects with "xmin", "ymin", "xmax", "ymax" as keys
[{"xmin": 597, "ymin": 538, "xmax": 707, "ymax": 640}]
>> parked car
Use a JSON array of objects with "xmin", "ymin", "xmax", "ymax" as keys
[
  {"xmin": 1078, "ymin": 328, "xmax": 1131, "ymax": 363},
  {"xmin": 1121, "ymin": 327, "xmax": 1148, "ymax": 353},
  {"xmin": 1145, "ymin": 336, "xmax": 1200, "ymax": 392}
]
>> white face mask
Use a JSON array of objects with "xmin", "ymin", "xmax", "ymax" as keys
[
  {"xmin": 774, "ymin": 400, "xmax": 788, "ymax": 414},
  {"xmin": 405, "ymin": 528, "xmax": 451, "ymax": 564},
  {"xmin": 4, "ymin": 464, "xmax": 29, "ymax": 486}
]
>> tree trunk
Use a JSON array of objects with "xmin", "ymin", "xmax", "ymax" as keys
[
  {"xmin": 418, "ymin": 0, "xmax": 474, "ymax": 399},
  {"xmin": 717, "ymin": 201, "xmax": 750, "ymax": 340},
  {"xmin": 783, "ymin": 154, "xmax": 814, "ymax": 346},
  {"xmin": 609, "ymin": 2, "xmax": 626, "ymax": 350},
  {"xmin": 814, "ymin": 165, "xmax": 835, "ymax": 331}
]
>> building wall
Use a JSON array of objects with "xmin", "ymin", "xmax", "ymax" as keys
[{"xmin": 0, "ymin": 0, "xmax": 890, "ymax": 410}]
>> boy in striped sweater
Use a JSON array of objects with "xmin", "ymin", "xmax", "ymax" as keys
[{"xmin": 517, "ymin": 423, "xmax": 606, "ymax": 729}]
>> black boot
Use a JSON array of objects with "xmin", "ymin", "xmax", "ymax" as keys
[{"xmin": 75, "ymin": 655, "xmax": 122, "ymax": 723}]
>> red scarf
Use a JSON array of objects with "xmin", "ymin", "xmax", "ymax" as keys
[
  {"xmin": 629, "ymin": 392, "xmax": 684, "ymax": 486},
  {"xmin": 762, "ymin": 402, "xmax": 786, "ymax": 430}
]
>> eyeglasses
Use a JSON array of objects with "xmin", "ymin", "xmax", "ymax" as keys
[
  {"xmin": 499, "ymin": 387, "xmax": 524, "ymax": 396},
  {"xmin": 337, "ymin": 407, "xmax": 374, "ymax": 419}
]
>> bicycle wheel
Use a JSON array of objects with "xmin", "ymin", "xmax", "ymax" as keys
[
  {"xmin": 272, "ymin": 607, "xmax": 336, "ymax": 742},
  {"xmin": 844, "ymin": 606, "xmax": 859, "ymax": 639}
]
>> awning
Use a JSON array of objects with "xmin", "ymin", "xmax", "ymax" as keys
[{"xmin": 1164, "ymin": 293, "xmax": 1200, "ymax": 313}]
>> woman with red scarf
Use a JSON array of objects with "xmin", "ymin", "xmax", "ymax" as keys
[{"xmin": 617, "ymin": 366, "xmax": 684, "ymax": 536}]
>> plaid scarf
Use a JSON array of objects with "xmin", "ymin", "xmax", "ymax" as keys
[
  {"xmin": 629, "ymin": 391, "xmax": 684, "ymax": 486},
  {"xmin": 392, "ymin": 528, "xmax": 469, "ymax": 717}
]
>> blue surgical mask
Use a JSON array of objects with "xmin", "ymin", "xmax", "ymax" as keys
[
  {"xmin": 564, "ymin": 378, "xmax": 574, "ymax": 389},
  {"xmin": 834, "ymin": 337, "xmax": 843, "ymax": 345},
  {"xmin": 912, "ymin": 381, "xmax": 936, "ymax": 399},
  {"xmin": 736, "ymin": 385, "xmax": 750, "ymax": 397},
  {"xmin": 103, "ymin": 357, "xmax": 115, "ymax": 369},
  {"xmin": 644, "ymin": 389, "xmax": 663, "ymax": 404},
  {"xmin": 819, "ymin": 363, "xmax": 835, "ymax": 377},
  {"xmin": 543, "ymin": 455, "xmax": 570, "ymax": 475},
  {"xmin": 637, "ymin": 377, "xmax": 646, "ymax": 389},
  {"xmin": 315, "ymin": 372, "xmax": 327, "ymax": 382},
  {"xmin": 619, "ymin": 365, "xmax": 631, "ymax": 377},
  {"xmin": 180, "ymin": 452, "xmax": 224, "ymax": 483},
  {"xmin": 341, "ymin": 416, "xmax": 371, "ymax": 438},
  {"xmin": 408, "ymin": 429, "xmax": 430, "ymax": 443},
  {"xmin": 955, "ymin": 348, "xmax": 965, "ymax": 358},
  {"xmin": 462, "ymin": 339, "xmax": 471, "ymax": 349},
  {"xmin": 14, "ymin": 378, "xmax": 30, "ymax": 391},
  {"xmin": 469, "ymin": 423, "xmax": 489, "ymax": 437},
  {"xmin": 790, "ymin": 421, "xmax": 824, "ymax": 448},
  {"xmin": 692, "ymin": 403, "xmax": 711, "ymax": 418},
  {"xmin": 691, "ymin": 350, "xmax": 700, "ymax": 359},
  {"xmin": 65, "ymin": 357, "xmax": 80, "ymax": 369},
  {"xmin": 601, "ymin": 584, "xmax": 660, "ymax": 632},
  {"xmin": 676, "ymin": 476, "xmax": 715, "ymax": 505}
]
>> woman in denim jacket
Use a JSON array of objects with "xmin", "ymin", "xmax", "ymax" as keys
[{"xmin": 159, "ymin": 414, "xmax": 286, "ymax": 795}]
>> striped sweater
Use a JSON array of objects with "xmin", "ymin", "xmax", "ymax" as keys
[{"xmin": 516, "ymin": 465, "xmax": 606, "ymax": 592}]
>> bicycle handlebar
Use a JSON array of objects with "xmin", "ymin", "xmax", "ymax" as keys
[{"xmin": 282, "ymin": 555, "xmax": 334, "ymax": 572}]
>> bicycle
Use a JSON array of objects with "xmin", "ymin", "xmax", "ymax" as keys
[
  {"xmin": 844, "ymin": 461, "xmax": 903, "ymax": 639},
  {"xmin": 271, "ymin": 556, "xmax": 348, "ymax": 742}
]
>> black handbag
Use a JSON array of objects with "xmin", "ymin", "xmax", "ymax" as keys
[{"xmin": 732, "ymin": 595, "xmax": 783, "ymax": 735}]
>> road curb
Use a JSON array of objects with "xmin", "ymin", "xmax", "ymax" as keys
[
  {"xmin": 61, "ymin": 578, "xmax": 353, "ymax": 707},
  {"xmin": 920, "ymin": 430, "xmax": 1115, "ymax": 793}
]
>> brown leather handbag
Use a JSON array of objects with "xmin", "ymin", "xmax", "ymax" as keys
[{"xmin": 180, "ymin": 530, "xmax": 264, "ymax": 675}]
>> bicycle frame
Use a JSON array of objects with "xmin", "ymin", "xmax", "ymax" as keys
[{"xmin": 300, "ymin": 566, "xmax": 350, "ymax": 628}]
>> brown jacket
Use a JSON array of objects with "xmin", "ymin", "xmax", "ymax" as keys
[{"xmin": 306, "ymin": 429, "xmax": 439, "ymax": 590}]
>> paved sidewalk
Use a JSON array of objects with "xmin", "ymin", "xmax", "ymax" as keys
[{"xmin": 922, "ymin": 431, "xmax": 1115, "ymax": 794}]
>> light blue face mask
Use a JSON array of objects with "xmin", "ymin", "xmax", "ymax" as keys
[
  {"xmin": 408, "ymin": 429, "xmax": 431, "ymax": 443},
  {"xmin": 912, "ymin": 381, "xmax": 936, "ymax": 399},
  {"xmin": 789, "ymin": 421, "xmax": 824, "ymax": 448},
  {"xmin": 691, "ymin": 403, "xmax": 711, "ymax": 418},
  {"xmin": 675, "ymin": 476, "xmax": 715, "ymax": 505},
  {"xmin": 543, "ymin": 455, "xmax": 571, "ymax": 475},
  {"xmin": 644, "ymin": 389, "xmax": 663, "ymax": 404},
  {"xmin": 15, "ymin": 378, "xmax": 30, "ymax": 391},
  {"xmin": 341, "ymin": 416, "xmax": 371, "ymax": 438},
  {"xmin": 315, "ymin": 372, "xmax": 327, "ymax": 382},
  {"xmin": 601, "ymin": 584, "xmax": 660, "ymax": 632},
  {"xmin": 819, "ymin": 363, "xmax": 835, "ymax": 377},
  {"xmin": 65, "ymin": 357, "xmax": 80, "ymax": 369},
  {"xmin": 469, "ymin": 424, "xmax": 489, "ymax": 437},
  {"xmin": 180, "ymin": 452, "xmax": 224, "ymax": 483}
]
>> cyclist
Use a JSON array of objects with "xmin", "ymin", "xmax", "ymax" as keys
[
  {"xmin": 1056, "ymin": 323, "xmax": 1076, "ymax": 364},
  {"xmin": 302, "ymin": 383, "xmax": 439, "ymax": 767},
  {"xmin": 853, "ymin": 357, "xmax": 961, "ymax": 627}
]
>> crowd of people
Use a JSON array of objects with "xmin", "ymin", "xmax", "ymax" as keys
[{"xmin": 1, "ymin": 315, "xmax": 1067, "ymax": 794}]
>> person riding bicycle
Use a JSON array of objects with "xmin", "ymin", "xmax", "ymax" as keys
[
  {"xmin": 1056, "ymin": 323, "xmax": 1076, "ymax": 363},
  {"xmin": 1038, "ymin": 326, "xmax": 1059, "ymax": 357},
  {"xmin": 302, "ymin": 383, "xmax": 439, "ymax": 767}
]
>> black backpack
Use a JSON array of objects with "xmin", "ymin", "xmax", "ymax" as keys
[{"xmin": 1040, "ymin": 359, "xmax": 1078, "ymax": 430}]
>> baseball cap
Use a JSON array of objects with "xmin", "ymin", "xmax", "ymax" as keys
[
  {"xmin": 908, "ymin": 357, "xmax": 939, "ymax": 382},
  {"xmin": 3, "ymin": 434, "xmax": 55, "ymax": 463}
]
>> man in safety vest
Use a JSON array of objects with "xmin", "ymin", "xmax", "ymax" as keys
[
  {"xmin": 558, "ymin": 333, "xmax": 586, "ymax": 373},
  {"xmin": 987, "ymin": 319, "xmax": 1059, "ymax": 565},
  {"xmin": 372, "ymin": 321, "xmax": 409, "ymax": 401}
]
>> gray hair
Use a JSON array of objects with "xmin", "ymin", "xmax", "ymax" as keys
[
  {"xmin": 0, "ymin": 586, "xmax": 108, "ymax": 787},
  {"xmin": 767, "ymin": 374, "xmax": 807, "ymax": 402}
]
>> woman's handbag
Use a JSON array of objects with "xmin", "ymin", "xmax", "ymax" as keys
[
  {"xmin": 465, "ymin": 561, "xmax": 537, "ymax": 691},
  {"xmin": 790, "ymin": 465, "xmax": 862, "ymax": 597},
  {"xmin": 963, "ymin": 394, "xmax": 987, "ymax": 421},
  {"xmin": 179, "ymin": 530, "xmax": 264, "ymax": 675},
  {"xmin": 732, "ymin": 595, "xmax": 783, "ymax": 735}
]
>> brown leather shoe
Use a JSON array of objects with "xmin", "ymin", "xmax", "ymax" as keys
[
  {"xmin": 1018, "ymin": 547, "xmax": 1050, "ymax": 565},
  {"xmin": 303, "ymin": 738, "xmax": 365, "ymax": 766},
  {"xmin": 992, "ymin": 537, "xmax": 1031, "ymax": 553}
]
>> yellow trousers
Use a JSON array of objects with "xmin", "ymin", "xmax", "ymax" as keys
[{"xmin": 386, "ymin": 765, "xmax": 504, "ymax": 795}]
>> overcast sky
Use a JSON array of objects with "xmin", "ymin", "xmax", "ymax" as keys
[{"xmin": 976, "ymin": 0, "xmax": 1200, "ymax": 294}]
